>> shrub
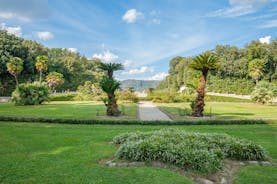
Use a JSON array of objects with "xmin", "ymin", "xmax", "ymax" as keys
[
  {"xmin": 116, "ymin": 90, "xmax": 139, "ymax": 103},
  {"xmin": 74, "ymin": 81, "xmax": 103, "ymax": 101},
  {"xmin": 251, "ymin": 81, "xmax": 277, "ymax": 104},
  {"xmin": 11, "ymin": 82, "xmax": 49, "ymax": 105},
  {"xmin": 114, "ymin": 129, "xmax": 266, "ymax": 174},
  {"xmin": 49, "ymin": 93, "xmax": 76, "ymax": 101}
]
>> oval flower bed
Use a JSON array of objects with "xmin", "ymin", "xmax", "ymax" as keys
[{"xmin": 113, "ymin": 129, "xmax": 267, "ymax": 174}]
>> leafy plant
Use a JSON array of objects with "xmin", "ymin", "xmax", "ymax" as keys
[
  {"xmin": 12, "ymin": 82, "xmax": 49, "ymax": 105},
  {"xmin": 114, "ymin": 129, "xmax": 266, "ymax": 174}
]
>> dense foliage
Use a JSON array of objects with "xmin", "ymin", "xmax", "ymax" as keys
[
  {"xmin": 11, "ymin": 83, "xmax": 49, "ymax": 105},
  {"xmin": 251, "ymin": 81, "xmax": 277, "ymax": 104},
  {"xmin": 0, "ymin": 30, "xmax": 101, "ymax": 96},
  {"xmin": 113, "ymin": 129, "xmax": 266, "ymax": 174},
  {"xmin": 157, "ymin": 39, "xmax": 277, "ymax": 95}
]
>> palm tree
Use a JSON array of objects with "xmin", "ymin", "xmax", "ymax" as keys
[
  {"xmin": 35, "ymin": 55, "xmax": 48, "ymax": 83},
  {"xmin": 6, "ymin": 57, "xmax": 24, "ymax": 86},
  {"xmin": 189, "ymin": 52, "xmax": 219, "ymax": 117},
  {"xmin": 98, "ymin": 62, "xmax": 123, "ymax": 79},
  {"xmin": 98, "ymin": 62, "xmax": 124, "ymax": 116},
  {"xmin": 100, "ymin": 77, "xmax": 121, "ymax": 116},
  {"xmin": 248, "ymin": 59, "xmax": 267, "ymax": 85}
]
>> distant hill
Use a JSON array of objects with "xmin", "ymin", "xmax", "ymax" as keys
[{"xmin": 120, "ymin": 80, "xmax": 160, "ymax": 91}]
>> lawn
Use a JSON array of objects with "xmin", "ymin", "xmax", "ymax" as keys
[
  {"xmin": 157, "ymin": 102, "xmax": 277, "ymax": 119},
  {"xmin": 0, "ymin": 122, "xmax": 276, "ymax": 184},
  {"xmin": 0, "ymin": 101, "xmax": 138, "ymax": 119}
]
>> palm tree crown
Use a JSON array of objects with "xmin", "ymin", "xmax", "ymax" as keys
[
  {"xmin": 98, "ymin": 62, "xmax": 124, "ymax": 79},
  {"xmin": 189, "ymin": 52, "xmax": 219, "ymax": 74}
]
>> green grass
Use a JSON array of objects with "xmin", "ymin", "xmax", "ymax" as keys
[
  {"xmin": 0, "ymin": 101, "xmax": 138, "ymax": 119},
  {"xmin": 157, "ymin": 102, "xmax": 277, "ymax": 119},
  {"xmin": 0, "ymin": 122, "xmax": 276, "ymax": 183}
]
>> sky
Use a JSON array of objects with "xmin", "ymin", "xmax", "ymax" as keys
[{"xmin": 0, "ymin": 0, "xmax": 277, "ymax": 80}]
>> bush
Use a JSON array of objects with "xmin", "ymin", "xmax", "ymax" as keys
[
  {"xmin": 74, "ymin": 81, "xmax": 104, "ymax": 101},
  {"xmin": 251, "ymin": 81, "xmax": 277, "ymax": 104},
  {"xmin": 116, "ymin": 90, "xmax": 139, "ymax": 103},
  {"xmin": 114, "ymin": 129, "xmax": 266, "ymax": 174},
  {"xmin": 49, "ymin": 93, "xmax": 76, "ymax": 101},
  {"xmin": 11, "ymin": 82, "xmax": 49, "ymax": 105}
]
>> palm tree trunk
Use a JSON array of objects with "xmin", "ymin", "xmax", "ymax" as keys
[
  {"xmin": 39, "ymin": 69, "xmax": 42, "ymax": 83},
  {"xmin": 192, "ymin": 72, "xmax": 207, "ymax": 117},
  {"xmin": 106, "ymin": 93, "xmax": 121, "ymax": 116},
  {"xmin": 14, "ymin": 75, "xmax": 19, "ymax": 86}
]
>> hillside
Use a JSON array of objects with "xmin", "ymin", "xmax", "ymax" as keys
[{"xmin": 120, "ymin": 79, "xmax": 160, "ymax": 91}]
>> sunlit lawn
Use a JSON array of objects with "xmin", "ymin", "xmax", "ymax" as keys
[
  {"xmin": 0, "ymin": 122, "xmax": 276, "ymax": 184},
  {"xmin": 0, "ymin": 101, "xmax": 138, "ymax": 119},
  {"xmin": 157, "ymin": 102, "xmax": 277, "ymax": 119}
]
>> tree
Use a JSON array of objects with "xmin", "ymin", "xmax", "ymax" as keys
[
  {"xmin": 98, "ymin": 62, "xmax": 124, "ymax": 79},
  {"xmin": 36, "ymin": 55, "xmax": 48, "ymax": 83},
  {"xmin": 46, "ymin": 72, "xmax": 65, "ymax": 92},
  {"xmin": 248, "ymin": 59, "xmax": 267, "ymax": 84},
  {"xmin": 99, "ymin": 62, "xmax": 124, "ymax": 116},
  {"xmin": 189, "ymin": 52, "xmax": 219, "ymax": 117},
  {"xmin": 6, "ymin": 57, "xmax": 24, "ymax": 86}
]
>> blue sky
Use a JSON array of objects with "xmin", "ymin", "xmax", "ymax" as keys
[{"xmin": 0, "ymin": 0, "xmax": 277, "ymax": 80}]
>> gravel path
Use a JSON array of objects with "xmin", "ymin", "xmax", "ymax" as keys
[{"xmin": 138, "ymin": 101, "xmax": 171, "ymax": 121}]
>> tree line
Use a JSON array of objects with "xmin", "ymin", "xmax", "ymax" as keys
[
  {"xmin": 157, "ymin": 38, "xmax": 277, "ymax": 95},
  {"xmin": 0, "ymin": 30, "xmax": 101, "ymax": 96}
]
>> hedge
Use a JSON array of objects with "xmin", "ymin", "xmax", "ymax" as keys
[{"xmin": 0, "ymin": 116, "xmax": 267, "ymax": 125}]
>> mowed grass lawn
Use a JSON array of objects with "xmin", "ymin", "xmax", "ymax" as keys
[
  {"xmin": 0, "ymin": 101, "xmax": 138, "ymax": 119},
  {"xmin": 0, "ymin": 122, "xmax": 276, "ymax": 184},
  {"xmin": 157, "ymin": 102, "xmax": 277, "ymax": 119}
]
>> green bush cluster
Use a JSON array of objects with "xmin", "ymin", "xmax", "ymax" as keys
[
  {"xmin": 116, "ymin": 90, "xmax": 139, "ymax": 103},
  {"xmin": 114, "ymin": 129, "xmax": 266, "ymax": 174},
  {"xmin": 251, "ymin": 81, "xmax": 277, "ymax": 104},
  {"xmin": 207, "ymin": 77, "xmax": 255, "ymax": 95},
  {"xmin": 49, "ymin": 93, "xmax": 77, "ymax": 101},
  {"xmin": 11, "ymin": 83, "xmax": 49, "ymax": 105},
  {"xmin": 148, "ymin": 92, "xmax": 194, "ymax": 103}
]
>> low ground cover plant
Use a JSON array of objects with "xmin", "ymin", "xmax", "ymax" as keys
[{"xmin": 113, "ymin": 129, "xmax": 266, "ymax": 174}]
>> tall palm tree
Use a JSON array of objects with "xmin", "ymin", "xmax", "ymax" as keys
[
  {"xmin": 98, "ymin": 62, "xmax": 123, "ymax": 79},
  {"xmin": 189, "ymin": 52, "xmax": 219, "ymax": 117},
  {"xmin": 98, "ymin": 62, "xmax": 124, "ymax": 116},
  {"xmin": 35, "ymin": 55, "xmax": 48, "ymax": 83},
  {"xmin": 6, "ymin": 57, "xmax": 24, "ymax": 86}
]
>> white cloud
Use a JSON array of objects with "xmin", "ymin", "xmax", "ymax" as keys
[
  {"xmin": 207, "ymin": 0, "xmax": 269, "ymax": 17},
  {"xmin": 260, "ymin": 19, "xmax": 277, "ymax": 28},
  {"xmin": 68, "ymin": 48, "xmax": 77, "ymax": 52},
  {"xmin": 148, "ymin": 72, "xmax": 168, "ymax": 80},
  {"xmin": 36, "ymin": 31, "xmax": 54, "ymax": 40},
  {"xmin": 122, "ymin": 60, "xmax": 133, "ymax": 68},
  {"xmin": 122, "ymin": 66, "xmax": 154, "ymax": 75},
  {"xmin": 93, "ymin": 50, "xmax": 119, "ymax": 63},
  {"xmin": 259, "ymin": 36, "xmax": 271, "ymax": 44},
  {"xmin": 0, "ymin": 23, "xmax": 22, "ymax": 37},
  {"xmin": 229, "ymin": 0, "xmax": 269, "ymax": 6},
  {"xmin": 122, "ymin": 9, "xmax": 143, "ymax": 23}
]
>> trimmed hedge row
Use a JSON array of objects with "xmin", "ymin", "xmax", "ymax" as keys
[
  {"xmin": 113, "ymin": 129, "xmax": 266, "ymax": 174},
  {"xmin": 0, "ymin": 116, "xmax": 267, "ymax": 125}
]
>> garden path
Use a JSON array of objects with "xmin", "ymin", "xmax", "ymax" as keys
[{"xmin": 138, "ymin": 101, "xmax": 171, "ymax": 121}]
